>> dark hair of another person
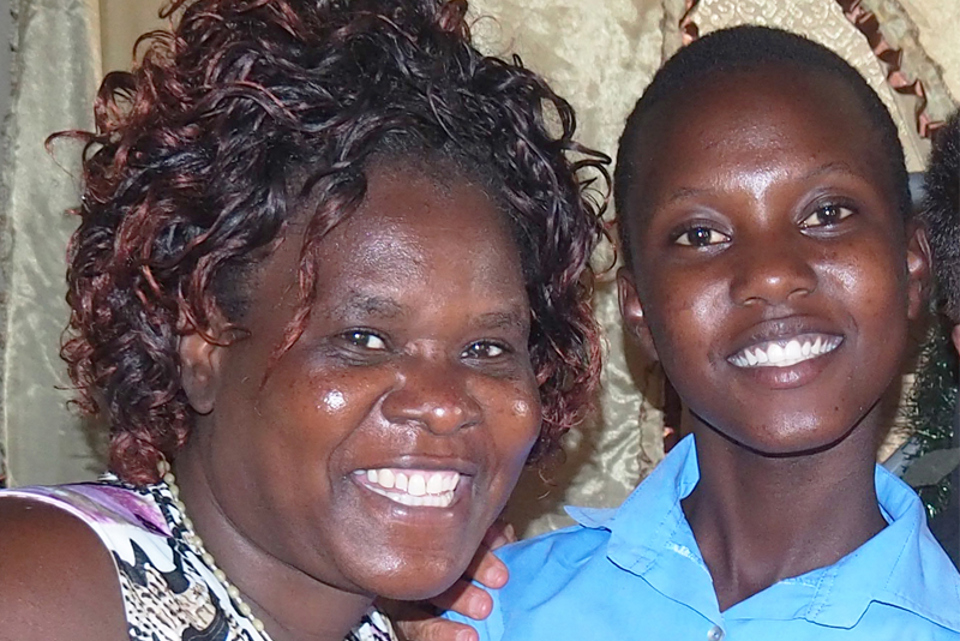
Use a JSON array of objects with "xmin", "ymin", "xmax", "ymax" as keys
[
  {"xmin": 613, "ymin": 25, "xmax": 910, "ymax": 269},
  {"xmin": 59, "ymin": 0, "xmax": 609, "ymax": 484},
  {"xmin": 921, "ymin": 111, "xmax": 960, "ymax": 323}
]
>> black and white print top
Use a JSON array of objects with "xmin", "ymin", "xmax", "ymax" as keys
[{"xmin": 4, "ymin": 477, "xmax": 397, "ymax": 641}]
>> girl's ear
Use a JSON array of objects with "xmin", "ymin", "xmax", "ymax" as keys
[
  {"xmin": 905, "ymin": 223, "xmax": 932, "ymax": 321},
  {"xmin": 617, "ymin": 267, "xmax": 659, "ymax": 362},
  {"xmin": 179, "ymin": 332, "xmax": 223, "ymax": 415}
]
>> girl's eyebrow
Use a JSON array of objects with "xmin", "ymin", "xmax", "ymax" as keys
[
  {"xmin": 664, "ymin": 161, "xmax": 863, "ymax": 205},
  {"xmin": 801, "ymin": 160, "xmax": 859, "ymax": 181},
  {"xmin": 666, "ymin": 186, "xmax": 711, "ymax": 205}
]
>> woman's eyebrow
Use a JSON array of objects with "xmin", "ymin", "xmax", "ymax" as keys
[
  {"xmin": 475, "ymin": 309, "xmax": 529, "ymax": 332},
  {"xmin": 333, "ymin": 293, "xmax": 404, "ymax": 319}
]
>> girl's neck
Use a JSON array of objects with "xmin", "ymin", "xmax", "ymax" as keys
[
  {"xmin": 683, "ymin": 422, "xmax": 887, "ymax": 611},
  {"xmin": 172, "ymin": 443, "xmax": 374, "ymax": 641}
]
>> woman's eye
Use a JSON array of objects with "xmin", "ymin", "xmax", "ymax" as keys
[
  {"xmin": 343, "ymin": 330, "xmax": 387, "ymax": 351},
  {"xmin": 800, "ymin": 204, "xmax": 855, "ymax": 228},
  {"xmin": 674, "ymin": 226, "xmax": 729, "ymax": 247},
  {"xmin": 462, "ymin": 341, "xmax": 507, "ymax": 359}
]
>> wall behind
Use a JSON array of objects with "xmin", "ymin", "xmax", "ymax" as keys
[
  {"xmin": 0, "ymin": 0, "xmax": 10, "ymax": 147},
  {"xmin": 100, "ymin": 0, "xmax": 165, "ymax": 73}
]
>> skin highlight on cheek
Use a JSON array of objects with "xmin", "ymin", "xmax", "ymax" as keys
[
  {"xmin": 512, "ymin": 399, "xmax": 532, "ymax": 418},
  {"xmin": 322, "ymin": 390, "xmax": 347, "ymax": 412}
]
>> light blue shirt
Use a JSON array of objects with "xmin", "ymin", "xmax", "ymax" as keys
[{"xmin": 450, "ymin": 435, "xmax": 960, "ymax": 640}]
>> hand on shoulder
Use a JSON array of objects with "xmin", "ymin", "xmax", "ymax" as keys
[{"xmin": 0, "ymin": 497, "xmax": 128, "ymax": 641}]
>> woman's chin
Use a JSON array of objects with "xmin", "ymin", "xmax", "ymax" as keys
[{"xmin": 362, "ymin": 563, "xmax": 465, "ymax": 602}]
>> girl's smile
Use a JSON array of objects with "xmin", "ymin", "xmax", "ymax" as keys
[{"xmin": 727, "ymin": 333, "xmax": 843, "ymax": 369}]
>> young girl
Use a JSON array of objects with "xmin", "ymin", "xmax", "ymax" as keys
[{"xmin": 435, "ymin": 25, "xmax": 960, "ymax": 640}]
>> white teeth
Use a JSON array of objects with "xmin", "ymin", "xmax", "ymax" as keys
[
  {"xmin": 353, "ymin": 468, "xmax": 462, "ymax": 509},
  {"xmin": 408, "ymin": 474, "xmax": 426, "ymax": 497},
  {"xmin": 729, "ymin": 335, "xmax": 842, "ymax": 369},
  {"xmin": 785, "ymin": 341, "xmax": 801, "ymax": 360},
  {"xmin": 379, "ymin": 468, "xmax": 395, "ymax": 490},
  {"xmin": 768, "ymin": 343, "xmax": 784, "ymax": 363}
]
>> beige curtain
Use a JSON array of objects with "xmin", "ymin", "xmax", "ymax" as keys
[
  {"xmin": 2, "ymin": 0, "xmax": 956, "ymax": 538},
  {"xmin": 469, "ymin": 0, "xmax": 669, "ymax": 536},
  {"xmin": 1, "ymin": 0, "xmax": 102, "ymax": 486}
]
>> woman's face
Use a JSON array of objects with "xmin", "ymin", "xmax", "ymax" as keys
[{"xmin": 182, "ymin": 163, "xmax": 541, "ymax": 599}]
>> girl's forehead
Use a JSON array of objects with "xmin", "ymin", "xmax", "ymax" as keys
[{"xmin": 633, "ymin": 70, "xmax": 887, "ymax": 196}]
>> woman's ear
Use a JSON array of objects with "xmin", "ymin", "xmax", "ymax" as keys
[
  {"xmin": 617, "ymin": 266, "xmax": 659, "ymax": 362},
  {"xmin": 178, "ymin": 332, "xmax": 223, "ymax": 415},
  {"xmin": 905, "ymin": 223, "xmax": 932, "ymax": 321}
]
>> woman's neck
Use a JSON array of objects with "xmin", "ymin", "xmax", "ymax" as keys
[
  {"xmin": 172, "ymin": 442, "xmax": 374, "ymax": 641},
  {"xmin": 682, "ymin": 423, "xmax": 887, "ymax": 611}
]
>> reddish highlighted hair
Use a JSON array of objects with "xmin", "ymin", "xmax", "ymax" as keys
[{"xmin": 60, "ymin": 0, "xmax": 608, "ymax": 484}]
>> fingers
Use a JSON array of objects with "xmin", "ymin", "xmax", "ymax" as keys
[
  {"xmin": 466, "ymin": 519, "xmax": 514, "ymax": 589},
  {"xmin": 428, "ymin": 577, "xmax": 494, "ymax": 619},
  {"xmin": 394, "ymin": 615, "xmax": 479, "ymax": 641},
  {"xmin": 482, "ymin": 520, "xmax": 517, "ymax": 550},
  {"xmin": 382, "ymin": 597, "xmax": 480, "ymax": 641},
  {"xmin": 464, "ymin": 545, "xmax": 508, "ymax": 590}
]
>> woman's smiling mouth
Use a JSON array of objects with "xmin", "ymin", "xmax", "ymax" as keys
[
  {"xmin": 728, "ymin": 333, "xmax": 843, "ymax": 369},
  {"xmin": 353, "ymin": 468, "xmax": 463, "ymax": 508}
]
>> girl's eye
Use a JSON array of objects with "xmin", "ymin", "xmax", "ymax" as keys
[
  {"xmin": 800, "ymin": 204, "xmax": 855, "ymax": 228},
  {"xmin": 343, "ymin": 330, "xmax": 387, "ymax": 351},
  {"xmin": 461, "ymin": 341, "xmax": 507, "ymax": 359},
  {"xmin": 674, "ymin": 226, "xmax": 730, "ymax": 247}
]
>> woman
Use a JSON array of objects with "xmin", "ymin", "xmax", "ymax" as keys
[{"xmin": 0, "ymin": 1, "xmax": 607, "ymax": 639}]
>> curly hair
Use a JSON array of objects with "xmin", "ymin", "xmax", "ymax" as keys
[
  {"xmin": 921, "ymin": 111, "xmax": 960, "ymax": 323},
  {"xmin": 60, "ymin": 0, "xmax": 608, "ymax": 484}
]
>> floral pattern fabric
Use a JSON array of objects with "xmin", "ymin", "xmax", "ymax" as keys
[{"xmin": 2, "ymin": 478, "xmax": 396, "ymax": 641}]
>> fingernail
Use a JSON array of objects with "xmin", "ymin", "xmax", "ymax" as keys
[{"xmin": 474, "ymin": 596, "xmax": 492, "ymax": 617}]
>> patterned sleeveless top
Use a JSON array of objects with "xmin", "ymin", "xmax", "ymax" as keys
[{"xmin": 2, "ymin": 477, "xmax": 397, "ymax": 641}]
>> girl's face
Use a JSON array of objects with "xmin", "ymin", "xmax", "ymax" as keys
[
  {"xmin": 619, "ymin": 67, "xmax": 927, "ymax": 455},
  {"xmin": 181, "ymin": 163, "xmax": 540, "ymax": 600}
]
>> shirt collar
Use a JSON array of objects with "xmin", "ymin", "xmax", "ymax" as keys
[{"xmin": 565, "ymin": 434, "xmax": 960, "ymax": 631}]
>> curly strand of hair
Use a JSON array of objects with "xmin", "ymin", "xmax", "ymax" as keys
[{"xmin": 56, "ymin": 0, "xmax": 608, "ymax": 484}]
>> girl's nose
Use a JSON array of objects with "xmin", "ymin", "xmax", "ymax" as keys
[
  {"xmin": 729, "ymin": 238, "xmax": 818, "ymax": 307},
  {"xmin": 381, "ymin": 358, "xmax": 483, "ymax": 435}
]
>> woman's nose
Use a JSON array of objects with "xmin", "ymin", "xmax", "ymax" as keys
[
  {"xmin": 381, "ymin": 358, "xmax": 483, "ymax": 435},
  {"xmin": 729, "ymin": 236, "xmax": 818, "ymax": 307}
]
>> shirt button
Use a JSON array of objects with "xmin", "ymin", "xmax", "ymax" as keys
[{"xmin": 707, "ymin": 625, "xmax": 725, "ymax": 641}]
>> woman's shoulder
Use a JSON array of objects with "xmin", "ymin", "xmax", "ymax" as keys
[{"xmin": 0, "ymin": 494, "xmax": 130, "ymax": 640}]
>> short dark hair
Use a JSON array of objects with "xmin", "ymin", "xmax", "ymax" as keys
[
  {"xmin": 614, "ymin": 25, "xmax": 910, "ymax": 268},
  {"xmin": 921, "ymin": 111, "xmax": 960, "ymax": 323},
  {"xmin": 59, "ymin": 0, "xmax": 608, "ymax": 483}
]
